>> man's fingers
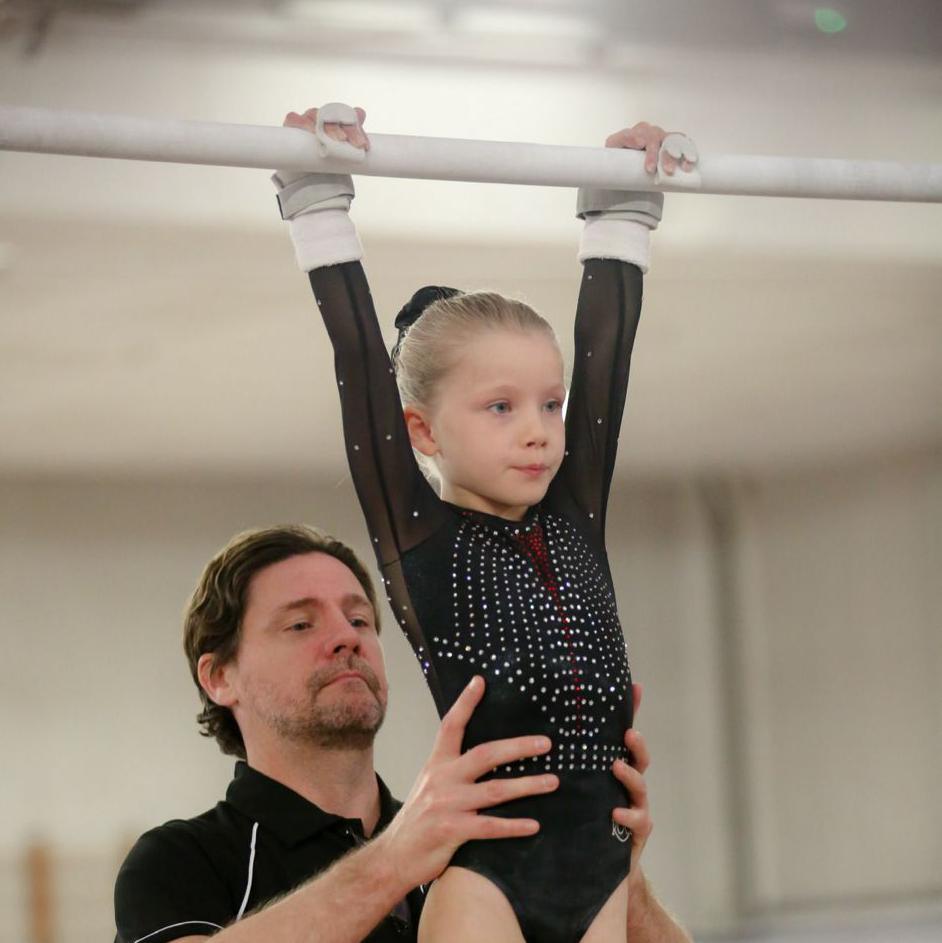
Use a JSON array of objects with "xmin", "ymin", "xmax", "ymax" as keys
[
  {"xmin": 468, "ymin": 814, "xmax": 541, "ymax": 840},
  {"xmin": 462, "ymin": 772, "xmax": 558, "ymax": 812},
  {"xmin": 612, "ymin": 806, "xmax": 652, "ymax": 839},
  {"xmin": 612, "ymin": 754, "xmax": 653, "ymax": 846},
  {"xmin": 458, "ymin": 734, "xmax": 552, "ymax": 780},
  {"xmin": 612, "ymin": 757, "xmax": 649, "ymax": 807},
  {"xmin": 430, "ymin": 676, "xmax": 486, "ymax": 759},
  {"xmin": 624, "ymin": 728, "xmax": 650, "ymax": 774}
]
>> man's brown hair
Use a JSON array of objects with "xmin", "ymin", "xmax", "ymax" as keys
[{"xmin": 183, "ymin": 524, "xmax": 381, "ymax": 758}]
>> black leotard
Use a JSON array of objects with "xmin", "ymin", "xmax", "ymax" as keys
[{"xmin": 309, "ymin": 256, "xmax": 643, "ymax": 943}]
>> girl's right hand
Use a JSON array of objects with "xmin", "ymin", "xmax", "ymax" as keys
[
  {"xmin": 605, "ymin": 122, "xmax": 696, "ymax": 176},
  {"xmin": 283, "ymin": 105, "xmax": 370, "ymax": 152}
]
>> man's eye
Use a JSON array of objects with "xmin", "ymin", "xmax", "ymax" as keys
[
  {"xmin": 488, "ymin": 402, "xmax": 511, "ymax": 414},
  {"xmin": 288, "ymin": 621, "xmax": 312, "ymax": 632},
  {"xmin": 350, "ymin": 616, "xmax": 371, "ymax": 628}
]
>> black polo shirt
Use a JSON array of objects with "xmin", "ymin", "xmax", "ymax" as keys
[{"xmin": 114, "ymin": 762, "xmax": 424, "ymax": 942}]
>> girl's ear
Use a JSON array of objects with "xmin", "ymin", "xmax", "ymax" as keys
[{"xmin": 403, "ymin": 405, "xmax": 438, "ymax": 457}]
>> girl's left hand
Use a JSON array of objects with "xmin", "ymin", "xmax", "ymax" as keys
[{"xmin": 606, "ymin": 123, "xmax": 696, "ymax": 176}]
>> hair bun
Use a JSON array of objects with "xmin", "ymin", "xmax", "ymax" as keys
[
  {"xmin": 391, "ymin": 285, "xmax": 462, "ymax": 366},
  {"xmin": 394, "ymin": 285, "xmax": 462, "ymax": 333}
]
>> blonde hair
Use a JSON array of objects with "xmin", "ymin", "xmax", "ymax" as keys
[{"xmin": 394, "ymin": 291, "xmax": 560, "ymax": 411}]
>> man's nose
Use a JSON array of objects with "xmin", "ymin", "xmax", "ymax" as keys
[{"xmin": 323, "ymin": 611, "xmax": 361, "ymax": 655}]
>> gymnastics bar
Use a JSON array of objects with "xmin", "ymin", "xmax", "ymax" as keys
[{"xmin": 1, "ymin": 106, "xmax": 940, "ymax": 203}]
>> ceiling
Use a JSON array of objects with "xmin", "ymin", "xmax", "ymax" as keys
[
  {"xmin": 3, "ymin": 1, "xmax": 940, "ymax": 65},
  {"xmin": 0, "ymin": 0, "xmax": 940, "ymax": 479}
]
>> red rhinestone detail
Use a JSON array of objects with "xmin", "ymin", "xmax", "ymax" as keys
[{"xmin": 514, "ymin": 523, "xmax": 585, "ymax": 734}]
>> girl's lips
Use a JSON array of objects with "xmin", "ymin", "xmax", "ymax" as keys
[{"xmin": 513, "ymin": 465, "xmax": 548, "ymax": 477}]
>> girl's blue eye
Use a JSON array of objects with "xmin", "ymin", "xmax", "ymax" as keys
[
  {"xmin": 545, "ymin": 400, "xmax": 562, "ymax": 413},
  {"xmin": 488, "ymin": 402, "xmax": 511, "ymax": 414}
]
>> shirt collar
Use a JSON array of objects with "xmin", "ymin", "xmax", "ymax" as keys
[{"xmin": 225, "ymin": 761, "xmax": 401, "ymax": 847}]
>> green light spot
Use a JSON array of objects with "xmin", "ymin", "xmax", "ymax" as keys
[{"xmin": 815, "ymin": 8, "xmax": 847, "ymax": 33}]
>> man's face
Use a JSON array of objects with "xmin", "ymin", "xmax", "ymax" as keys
[{"xmin": 224, "ymin": 552, "xmax": 388, "ymax": 753}]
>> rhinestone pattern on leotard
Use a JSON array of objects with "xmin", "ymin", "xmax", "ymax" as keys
[{"xmin": 426, "ymin": 510, "xmax": 631, "ymax": 775}]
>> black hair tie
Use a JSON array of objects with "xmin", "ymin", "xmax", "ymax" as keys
[{"xmin": 391, "ymin": 285, "xmax": 462, "ymax": 365}]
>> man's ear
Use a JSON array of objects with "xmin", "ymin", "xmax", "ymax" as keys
[
  {"xmin": 197, "ymin": 652, "xmax": 238, "ymax": 708},
  {"xmin": 403, "ymin": 405, "xmax": 438, "ymax": 457}
]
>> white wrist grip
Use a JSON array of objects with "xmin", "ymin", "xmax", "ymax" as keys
[{"xmin": 315, "ymin": 102, "xmax": 367, "ymax": 163}]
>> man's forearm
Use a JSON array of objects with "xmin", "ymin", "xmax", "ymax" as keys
[
  {"xmin": 213, "ymin": 836, "xmax": 410, "ymax": 943},
  {"xmin": 627, "ymin": 871, "xmax": 692, "ymax": 943}
]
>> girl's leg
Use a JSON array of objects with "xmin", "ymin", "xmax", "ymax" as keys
[
  {"xmin": 418, "ymin": 865, "xmax": 526, "ymax": 943},
  {"xmin": 579, "ymin": 876, "xmax": 628, "ymax": 943}
]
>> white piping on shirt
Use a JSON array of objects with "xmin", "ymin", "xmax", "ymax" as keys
[
  {"xmin": 132, "ymin": 920, "xmax": 223, "ymax": 943},
  {"xmin": 235, "ymin": 821, "xmax": 259, "ymax": 920}
]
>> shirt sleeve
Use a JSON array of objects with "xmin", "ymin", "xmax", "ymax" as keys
[
  {"xmin": 114, "ymin": 826, "xmax": 232, "ymax": 943},
  {"xmin": 307, "ymin": 261, "xmax": 443, "ymax": 565},
  {"xmin": 548, "ymin": 257, "xmax": 644, "ymax": 539}
]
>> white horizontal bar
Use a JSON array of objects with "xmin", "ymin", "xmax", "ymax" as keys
[{"xmin": 1, "ymin": 106, "xmax": 940, "ymax": 203}]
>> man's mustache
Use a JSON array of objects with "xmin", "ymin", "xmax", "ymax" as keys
[{"xmin": 309, "ymin": 656, "xmax": 383, "ymax": 698}]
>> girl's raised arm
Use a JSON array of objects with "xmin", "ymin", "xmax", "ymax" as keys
[
  {"xmin": 551, "ymin": 124, "xmax": 697, "ymax": 537},
  {"xmin": 273, "ymin": 104, "xmax": 441, "ymax": 564}
]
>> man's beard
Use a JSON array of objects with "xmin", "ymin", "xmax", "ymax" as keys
[{"xmin": 272, "ymin": 655, "xmax": 386, "ymax": 750}]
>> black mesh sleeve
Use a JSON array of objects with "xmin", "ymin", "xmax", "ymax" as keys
[
  {"xmin": 308, "ymin": 262, "xmax": 443, "ymax": 564},
  {"xmin": 549, "ymin": 258, "xmax": 644, "ymax": 538}
]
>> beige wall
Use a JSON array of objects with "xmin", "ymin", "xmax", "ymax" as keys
[
  {"xmin": 1, "ymin": 455, "xmax": 940, "ymax": 939},
  {"xmin": 731, "ymin": 456, "xmax": 942, "ymax": 907}
]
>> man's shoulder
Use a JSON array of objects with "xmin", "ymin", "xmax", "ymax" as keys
[
  {"xmin": 114, "ymin": 802, "xmax": 253, "ymax": 943},
  {"xmin": 119, "ymin": 801, "xmax": 252, "ymax": 882}
]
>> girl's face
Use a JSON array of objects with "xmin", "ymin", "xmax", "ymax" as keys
[{"xmin": 408, "ymin": 328, "xmax": 566, "ymax": 521}]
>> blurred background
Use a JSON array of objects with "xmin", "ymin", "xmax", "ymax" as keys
[{"xmin": 0, "ymin": 0, "xmax": 940, "ymax": 940}]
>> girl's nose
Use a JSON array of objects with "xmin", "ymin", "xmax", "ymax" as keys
[{"xmin": 523, "ymin": 412, "xmax": 549, "ymax": 447}]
